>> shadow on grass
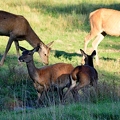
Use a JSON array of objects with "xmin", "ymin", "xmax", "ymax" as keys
[
  {"xmin": 52, "ymin": 50, "xmax": 119, "ymax": 62},
  {"xmin": 52, "ymin": 50, "xmax": 81, "ymax": 60},
  {"xmin": 100, "ymin": 57, "xmax": 116, "ymax": 61}
]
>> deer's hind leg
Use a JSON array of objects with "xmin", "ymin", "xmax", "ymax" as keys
[
  {"xmin": 71, "ymin": 82, "xmax": 89, "ymax": 102},
  {"xmin": 83, "ymin": 29, "xmax": 100, "ymax": 64},
  {"xmin": 92, "ymin": 32, "xmax": 106, "ymax": 65}
]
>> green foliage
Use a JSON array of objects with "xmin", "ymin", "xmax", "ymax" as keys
[{"xmin": 0, "ymin": 0, "xmax": 120, "ymax": 119}]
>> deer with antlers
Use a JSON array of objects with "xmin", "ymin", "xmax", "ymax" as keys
[
  {"xmin": 84, "ymin": 8, "xmax": 120, "ymax": 65},
  {"xmin": 0, "ymin": 10, "xmax": 53, "ymax": 66}
]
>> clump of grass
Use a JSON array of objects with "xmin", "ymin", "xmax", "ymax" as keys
[
  {"xmin": 97, "ymin": 80, "xmax": 120, "ymax": 102},
  {"xmin": 0, "ymin": 65, "xmax": 37, "ymax": 110}
]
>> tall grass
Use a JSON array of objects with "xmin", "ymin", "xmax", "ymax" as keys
[{"xmin": 0, "ymin": 0, "xmax": 120, "ymax": 119}]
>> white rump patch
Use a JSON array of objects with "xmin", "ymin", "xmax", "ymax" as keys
[{"xmin": 70, "ymin": 75, "xmax": 76, "ymax": 88}]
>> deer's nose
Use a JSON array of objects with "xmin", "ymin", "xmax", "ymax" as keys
[{"xmin": 18, "ymin": 57, "xmax": 24, "ymax": 62}]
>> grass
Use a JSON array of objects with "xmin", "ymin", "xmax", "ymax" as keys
[
  {"xmin": 0, "ymin": 102, "xmax": 120, "ymax": 120},
  {"xmin": 0, "ymin": 0, "xmax": 120, "ymax": 119}
]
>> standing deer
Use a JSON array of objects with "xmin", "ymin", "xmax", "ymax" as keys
[
  {"xmin": 84, "ymin": 8, "xmax": 120, "ymax": 65},
  {"xmin": 19, "ymin": 45, "xmax": 74, "ymax": 104},
  {"xmin": 64, "ymin": 49, "xmax": 98, "ymax": 101},
  {"xmin": 0, "ymin": 10, "xmax": 53, "ymax": 66}
]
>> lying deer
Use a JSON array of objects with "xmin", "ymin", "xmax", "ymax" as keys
[
  {"xmin": 64, "ymin": 49, "xmax": 98, "ymax": 101},
  {"xmin": 0, "ymin": 10, "xmax": 53, "ymax": 66},
  {"xmin": 84, "ymin": 8, "xmax": 120, "ymax": 65},
  {"xmin": 19, "ymin": 45, "xmax": 74, "ymax": 104}
]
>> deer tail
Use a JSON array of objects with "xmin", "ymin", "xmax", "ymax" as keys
[{"xmin": 70, "ymin": 66, "xmax": 80, "ymax": 81}]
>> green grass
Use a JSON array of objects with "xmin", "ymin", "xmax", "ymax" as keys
[
  {"xmin": 0, "ymin": 0, "xmax": 120, "ymax": 119},
  {"xmin": 0, "ymin": 102, "xmax": 120, "ymax": 120}
]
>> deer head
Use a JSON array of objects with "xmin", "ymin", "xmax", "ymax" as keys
[
  {"xmin": 38, "ymin": 41, "xmax": 54, "ymax": 65},
  {"xmin": 19, "ymin": 44, "xmax": 40, "ymax": 63},
  {"xmin": 80, "ymin": 49, "xmax": 96, "ymax": 67}
]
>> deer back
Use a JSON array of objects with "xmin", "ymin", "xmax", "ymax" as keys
[
  {"xmin": 0, "ymin": 10, "xmax": 29, "ymax": 37},
  {"xmin": 36, "ymin": 63, "xmax": 74, "ymax": 87},
  {"xmin": 71, "ymin": 65, "xmax": 98, "ymax": 85},
  {"xmin": 90, "ymin": 8, "xmax": 120, "ymax": 36}
]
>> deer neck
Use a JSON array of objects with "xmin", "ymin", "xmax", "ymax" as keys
[
  {"xmin": 26, "ymin": 27, "xmax": 45, "ymax": 48},
  {"xmin": 26, "ymin": 59, "xmax": 37, "ymax": 81},
  {"xmin": 85, "ymin": 61, "xmax": 94, "ymax": 68},
  {"xmin": 89, "ymin": 62, "xmax": 94, "ymax": 68}
]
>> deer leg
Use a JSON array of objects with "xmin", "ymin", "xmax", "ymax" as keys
[
  {"xmin": 84, "ymin": 34, "xmax": 93, "ymax": 53},
  {"xmin": 71, "ymin": 88, "xmax": 79, "ymax": 102},
  {"xmin": 82, "ymin": 31, "xmax": 98, "ymax": 64},
  {"xmin": 92, "ymin": 33, "xmax": 105, "ymax": 65},
  {"xmin": 92, "ymin": 80, "xmax": 98, "ymax": 96},
  {"xmin": 36, "ymin": 91, "xmax": 46, "ymax": 107},
  {"xmin": 63, "ymin": 79, "xmax": 76, "ymax": 100},
  {"xmin": 0, "ymin": 37, "xmax": 14, "ymax": 66},
  {"xmin": 37, "ymin": 91, "xmax": 42, "ymax": 103},
  {"xmin": 14, "ymin": 41, "xmax": 21, "ymax": 65},
  {"xmin": 71, "ymin": 81, "xmax": 90, "ymax": 102},
  {"xmin": 57, "ymin": 88, "xmax": 64, "ymax": 102},
  {"xmin": 34, "ymin": 83, "xmax": 45, "ymax": 106},
  {"xmin": 14, "ymin": 41, "xmax": 20, "ymax": 57}
]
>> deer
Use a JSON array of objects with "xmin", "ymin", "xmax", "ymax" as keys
[
  {"xmin": 18, "ymin": 45, "xmax": 74, "ymax": 104},
  {"xmin": 63, "ymin": 49, "xmax": 98, "ymax": 102},
  {"xmin": 83, "ymin": 8, "xmax": 120, "ymax": 65},
  {"xmin": 0, "ymin": 10, "xmax": 54, "ymax": 66}
]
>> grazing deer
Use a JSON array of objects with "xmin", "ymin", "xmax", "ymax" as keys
[
  {"xmin": 0, "ymin": 10, "xmax": 53, "ymax": 66},
  {"xmin": 84, "ymin": 8, "xmax": 120, "ymax": 65},
  {"xmin": 64, "ymin": 49, "xmax": 98, "ymax": 101},
  {"xmin": 19, "ymin": 45, "xmax": 74, "ymax": 104}
]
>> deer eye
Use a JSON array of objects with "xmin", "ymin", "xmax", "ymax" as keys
[{"xmin": 44, "ymin": 54, "xmax": 46, "ymax": 56}]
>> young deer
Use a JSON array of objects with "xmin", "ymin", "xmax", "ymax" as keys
[
  {"xmin": 64, "ymin": 49, "xmax": 98, "ymax": 101},
  {"xmin": 84, "ymin": 8, "xmax": 120, "ymax": 65},
  {"xmin": 19, "ymin": 45, "xmax": 74, "ymax": 104},
  {"xmin": 0, "ymin": 10, "xmax": 53, "ymax": 66}
]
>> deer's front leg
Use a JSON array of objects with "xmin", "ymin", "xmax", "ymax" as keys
[
  {"xmin": 0, "ymin": 36, "xmax": 14, "ymax": 66},
  {"xmin": 14, "ymin": 41, "xmax": 20, "ymax": 57},
  {"xmin": 34, "ymin": 83, "xmax": 44, "ymax": 105}
]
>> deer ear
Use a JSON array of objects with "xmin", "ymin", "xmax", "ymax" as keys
[
  {"xmin": 80, "ymin": 49, "xmax": 87, "ymax": 58},
  {"xmin": 91, "ymin": 50, "xmax": 96, "ymax": 57},
  {"xmin": 19, "ymin": 46, "xmax": 27, "ymax": 51},
  {"xmin": 32, "ymin": 44, "xmax": 40, "ymax": 53},
  {"xmin": 36, "ymin": 44, "xmax": 40, "ymax": 51},
  {"xmin": 47, "ymin": 41, "xmax": 54, "ymax": 48}
]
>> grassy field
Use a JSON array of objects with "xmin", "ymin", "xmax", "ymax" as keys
[{"xmin": 0, "ymin": 0, "xmax": 120, "ymax": 119}]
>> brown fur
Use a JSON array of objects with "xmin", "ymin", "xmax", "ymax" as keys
[
  {"xmin": 19, "ymin": 46, "xmax": 74, "ymax": 103},
  {"xmin": 0, "ymin": 10, "xmax": 53, "ymax": 65},
  {"xmin": 64, "ymin": 49, "xmax": 98, "ymax": 101},
  {"xmin": 84, "ymin": 8, "xmax": 120, "ymax": 65},
  {"xmin": 35, "ymin": 63, "xmax": 74, "ymax": 89}
]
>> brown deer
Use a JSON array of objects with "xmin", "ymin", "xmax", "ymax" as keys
[
  {"xmin": 19, "ymin": 45, "xmax": 74, "ymax": 104},
  {"xmin": 84, "ymin": 8, "xmax": 120, "ymax": 65},
  {"xmin": 0, "ymin": 10, "xmax": 53, "ymax": 66},
  {"xmin": 64, "ymin": 49, "xmax": 98, "ymax": 101}
]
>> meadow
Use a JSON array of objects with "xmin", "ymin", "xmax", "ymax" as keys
[{"xmin": 0, "ymin": 0, "xmax": 120, "ymax": 119}]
